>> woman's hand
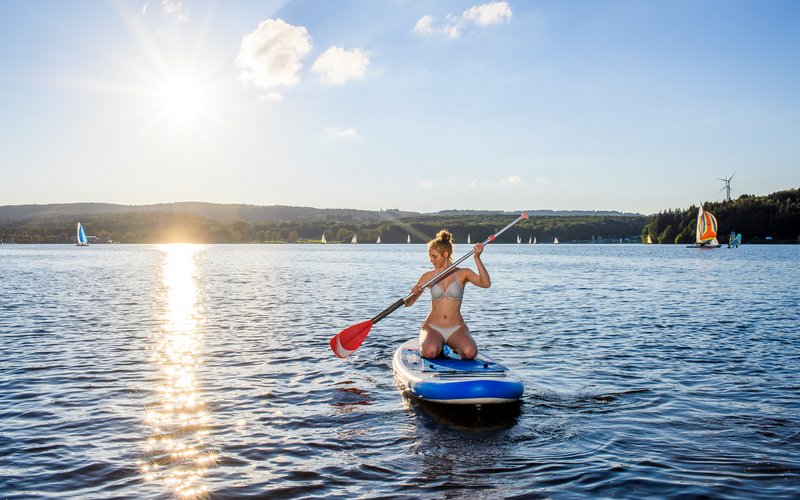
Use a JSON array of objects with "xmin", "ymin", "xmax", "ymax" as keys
[
  {"xmin": 405, "ymin": 285, "xmax": 424, "ymax": 307},
  {"xmin": 473, "ymin": 242, "xmax": 484, "ymax": 257}
]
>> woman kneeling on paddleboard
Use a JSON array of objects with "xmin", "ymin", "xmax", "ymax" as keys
[{"xmin": 404, "ymin": 230, "xmax": 490, "ymax": 360}]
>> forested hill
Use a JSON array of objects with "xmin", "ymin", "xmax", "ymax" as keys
[
  {"xmin": 0, "ymin": 202, "xmax": 646, "ymax": 244},
  {"xmin": 643, "ymin": 188, "xmax": 800, "ymax": 244},
  {"xmin": 0, "ymin": 202, "xmax": 417, "ymax": 224},
  {"xmin": 1, "ymin": 190, "xmax": 796, "ymax": 244}
]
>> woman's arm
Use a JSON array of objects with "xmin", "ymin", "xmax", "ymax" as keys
[
  {"xmin": 404, "ymin": 272, "xmax": 432, "ymax": 307},
  {"xmin": 465, "ymin": 243, "xmax": 491, "ymax": 288}
]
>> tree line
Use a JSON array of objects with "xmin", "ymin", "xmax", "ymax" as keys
[
  {"xmin": 2, "ymin": 188, "xmax": 796, "ymax": 244},
  {"xmin": 0, "ymin": 212, "xmax": 646, "ymax": 244},
  {"xmin": 642, "ymin": 189, "xmax": 800, "ymax": 244}
]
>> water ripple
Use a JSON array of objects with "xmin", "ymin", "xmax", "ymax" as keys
[{"xmin": 1, "ymin": 244, "xmax": 799, "ymax": 498}]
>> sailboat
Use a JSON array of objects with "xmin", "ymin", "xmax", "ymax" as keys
[
  {"xmin": 76, "ymin": 222, "xmax": 89, "ymax": 246},
  {"xmin": 533, "ymin": 237, "xmax": 537, "ymax": 244},
  {"xmin": 376, "ymin": 235, "xmax": 381, "ymax": 244},
  {"xmin": 467, "ymin": 234, "xmax": 471, "ymax": 244},
  {"xmin": 321, "ymin": 233, "xmax": 327, "ymax": 244},
  {"xmin": 686, "ymin": 204, "xmax": 722, "ymax": 248},
  {"xmin": 407, "ymin": 234, "xmax": 411, "ymax": 244},
  {"xmin": 646, "ymin": 235, "xmax": 653, "ymax": 244},
  {"xmin": 351, "ymin": 233, "xmax": 358, "ymax": 244},
  {"xmin": 529, "ymin": 236, "xmax": 532, "ymax": 244},
  {"xmin": 517, "ymin": 234, "xmax": 521, "ymax": 244},
  {"xmin": 554, "ymin": 237, "xmax": 559, "ymax": 244}
]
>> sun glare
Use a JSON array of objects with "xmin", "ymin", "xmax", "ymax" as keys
[{"xmin": 158, "ymin": 76, "xmax": 207, "ymax": 122}]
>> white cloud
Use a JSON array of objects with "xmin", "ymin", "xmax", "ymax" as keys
[
  {"xmin": 161, "ymin": 0, "xmax": 189, "ymax": 22},
  {"xmin": 413, "ymin": 15, "xmax": 436, "ymax": 36},
  {"xmin": 312, "ymin": 47, "xmax": 370, "ymax": 85},
  {"xmin": 463, "ymin": 2, "xmax": 512, "ymax": 26},
  {"xmin": 326, "ymin": 127, "xmax": 358, "ymax": 139},
  {"xmin": 413, "ymin": 1, "xmax": 512, "ymax": 38},
  {"xmin": 420, "ymin": 180, "xmax": 435, "ymax": 189},
  {"xmin": 258, "ymin": 92, "xmax": 284, "ymax": 103},
  {"xmin": 236, "ymin": 19, "xmax": 312, "ymax": 89},
  {"xmin": 501, "ymin": 175, "xmax": 522, "ymax": 185}
]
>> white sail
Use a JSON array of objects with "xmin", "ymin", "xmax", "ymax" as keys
[
  {"xmin": 407, "ymin": 234, "xmax": 411, "ymax": 243},
  {"xmin": 646, "ymin": 235, "xmax": 652, "ymax": 244},
  {"xmin": 529, "ymin": 237, "xmax": 532, "ymax": 244},
  {"xmin": 695, "ymin": 205, "xmax": 705, "ymax": 243},
  {"xmin": 376, "ymin": 235, "xmax": 381, "ymax": 244},
  {"xmin": 321, "ymin": 233, "xmax": 327, "ymax": 244},
  {"xmin": 533, "ymin": 237, "xmax": 537, "ymax": 244},
  {"xmin": 467, "ymin": 234, "xmax": 471, "ymax": 244},
  {"xmin": 554, "ymin": 237, "xmax": 559, "ymax": 244},
  {"xmin": 351, "ymin": 233, "xmax": 358, "ymax": 244},
  {"xmin": 76, "ymin": 222, "xmax": 89, "ymax": 246},
  {"xmin": 517, "ymin": 234, "xmax": 521, "ymax": 244}
]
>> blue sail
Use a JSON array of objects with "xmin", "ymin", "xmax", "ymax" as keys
[{"xmin": 77, "ymin": 223, "xmax": 89, "ymax": 246}]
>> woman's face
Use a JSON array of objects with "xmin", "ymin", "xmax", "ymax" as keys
[{"xmin": 428, "ymin": 248, "xmax": 449, "ymax": 268}]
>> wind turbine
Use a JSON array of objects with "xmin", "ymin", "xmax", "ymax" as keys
[{"xmin": 718, "ymin": 173, "xmax": 735, "ymax": 202}]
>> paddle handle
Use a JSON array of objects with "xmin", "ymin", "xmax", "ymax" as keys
[{"xmin": 371, "ymin": 299, "xmax": 405, "ymax": 324}]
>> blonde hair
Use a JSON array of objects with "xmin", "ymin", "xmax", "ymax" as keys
[{"xmin": 428, "ymin": 230, "xmax": 454, "ymax": 262}]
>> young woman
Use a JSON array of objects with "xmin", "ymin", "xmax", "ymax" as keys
[{"xmin": 404, "ymin": 230, "xmax": 491, "ymax": 360}]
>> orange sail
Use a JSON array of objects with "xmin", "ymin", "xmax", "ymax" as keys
[{"xmin": 695, "ymin": 205, "xmax": 719, "ymax": 243}]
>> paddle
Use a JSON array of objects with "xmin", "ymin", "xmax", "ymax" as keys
[{"xmin": 330, "ymin": 212, "xmax": 529, "ymax": 358}]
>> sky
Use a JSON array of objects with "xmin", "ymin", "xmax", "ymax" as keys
[{"xmin": 1, "ymin": 0, "xmax": 798, "ymax": 215}]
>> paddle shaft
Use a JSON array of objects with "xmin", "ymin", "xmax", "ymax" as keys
[{"xmin": 369, "ymin": 212, "xmax": 527, "ymax": 325}]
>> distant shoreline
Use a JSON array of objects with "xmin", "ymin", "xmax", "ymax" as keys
[{"xmin": 1, "ymin": 189, "xmax": 798, "ymax": 245}]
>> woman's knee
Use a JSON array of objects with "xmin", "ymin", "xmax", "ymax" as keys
[
  {"xmin": 458, "ymin": 344, "xmax": 478, "ymax": 360},
  {"xmin": 420, "ymin": 344, "xmax": 442, "ymax": 358}
]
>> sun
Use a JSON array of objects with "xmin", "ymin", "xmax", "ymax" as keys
[{"xmin": 157, "ymin": 75, "xmax": 207, "ymax": 122}]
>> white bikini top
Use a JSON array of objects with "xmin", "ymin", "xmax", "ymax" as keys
[{"xmin": 430, "ymin": 272, "xmax": 464, "ymax": 301}]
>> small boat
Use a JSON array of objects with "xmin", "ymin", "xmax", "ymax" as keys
[
  {"xmin": 321, "ymin": 233, "xmax": 327, "ymax": 244},
  {"xmin": 554, "ymin": 237, "xmax": 559, "ymax": 244},
  {"xmin": 728, "ymin": 232, "xmax": 742, "ymax": 248},
  {"xmin": 76, "ymin": 222, "xmax": 89, "ymax": 246},
  {"xmin": 351, "ymin": 233, "xmax": 358, "ymax": 244},
  {"xmin": 467, "ymin": 234, "xmax": 471, "ymax": 244},
  {"xmin": 376, "ymin": 235, "xmax": 381, "ymax": 244},
  {"xmin": 533, "ymin": 237, "xmax": 537, "ymax": 244},
  {"xmin": 686, "ymin": 204, "xmax": 722, "ymax": 249},
  {"xmin": 517, "ymin": 234, "xmax": 521, "ymax": 244},
  {"xmin": 407, "ymin": 234, "xmax": 411, "ymax": 244},
  {"xmin": 646, "ymin": 235, "xmax": 653, "ymax": 244},
  {"xmin": 529, "ymin": 236, "xmax": 532, "ymax": 244},
  {"xmin": 392, "ymin": 339, "xmax": 524, "ymax": 406}
]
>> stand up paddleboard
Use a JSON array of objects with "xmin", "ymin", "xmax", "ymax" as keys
[{"xmin": 392, "ymin": 339, "xmax": 524, "ymax": 405}]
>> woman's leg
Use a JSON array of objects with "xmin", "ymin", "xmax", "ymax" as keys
[
  {"xmin": 419, "ymin": 322, "xmax": 444, "ymax": 359},
  {"xmin": 447, "ymin": 324, "xmax": 478, "ymax": 360}
]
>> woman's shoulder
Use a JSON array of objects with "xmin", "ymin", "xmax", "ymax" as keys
[{"xmin": 420, "ymin": 269, "xmax": 437, "ymax": 280}]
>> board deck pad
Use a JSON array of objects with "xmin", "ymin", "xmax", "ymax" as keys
[{"xmin": 407, "ymin": 346, "xmax": 509, "ymax": 374}]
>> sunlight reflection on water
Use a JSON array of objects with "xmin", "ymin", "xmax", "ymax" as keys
[{"xmin": 140, "ymin": 245, "xmax": 217, "ymax": 498}]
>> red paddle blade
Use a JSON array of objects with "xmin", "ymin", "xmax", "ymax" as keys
[{"xmin": 330, "ymin": 320, "xmax": 373, "ymax": 358}]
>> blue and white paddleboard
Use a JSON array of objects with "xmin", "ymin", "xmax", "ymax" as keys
[{"xmin": 392, "ymin": 339, "xmax": 524, "ymax": 405}]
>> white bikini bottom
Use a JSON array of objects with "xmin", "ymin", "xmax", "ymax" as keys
[{"xmin": 423, "ymin": 323, "xmax": 463, "ymax": 342}]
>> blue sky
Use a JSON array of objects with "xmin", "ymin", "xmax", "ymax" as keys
[{"xmin": 1, "ymin": 0, "xmax": 797, "ymax": 214}]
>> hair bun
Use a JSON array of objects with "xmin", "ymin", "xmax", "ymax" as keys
[{"xmin": 437, "ymin": 230, "xmax": 452, "ymax": 243}]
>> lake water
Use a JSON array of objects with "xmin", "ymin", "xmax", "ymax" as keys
[{"xmin": 1, "ymin": 243, "xmax": 798, "ymax": 498}]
